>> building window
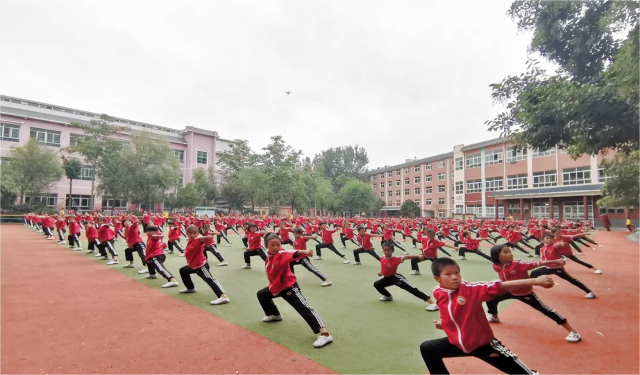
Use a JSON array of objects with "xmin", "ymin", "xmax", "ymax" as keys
[
  {"xmin": 387, "ymin": 181, "xmax": 392, "ymax": 187},
  {"xmin": 396, "ymin": 190, "xmax": 401, "ymax": 196},
  {"xmin": 415, "ymin": 199, "xmax": 420, "ymax": 206},
  {"xmin": 372, "ymin": 175, "xmax": 376, "ymax": 180},
  {"xmin": 196, "ymin": 151, "xmax": 208, "ymax": 164},
  {"xmin": 414, "ymin": 166, "xmax": 420, "ymax": 172},
  {"xmin": 438, "ymin": 210, "xmax": 445, "ymax": 218},
  {"xmin": 532, "ymin": 170, "xmax": 557, "ymax": 187},
  {"xmin": 437, "ymin": 161, "xmax": 445, "ymax": 168},
  {"xmin": 404, "ymin": 189, "xmax": 410, "ymax": 195},
  {"xmin": 507, "ymin": 174, "xmax": 527, "ymax": 189},
  {"xmin": 426, "ymin": 198, "xmax": 432, "ymax": 206},
  {"xmin": 485, "ymin": 177, "xmax": 503, "ymax": 192},
  {"xmin": 598, "ymin": 168, "xmax": 606, "ymax": 182},
  {"xmin": 455, "ymin": 205, "xmax": 464, "ymax": 214},
  {"xmin": 388, "ymin": 191, "xmax": 392, "ymax": 197},
  {"xmin": 404, "ymin": 178, "xmax": 410, "ymax": 185},
  {"xmin": 506, "ymin": 147, "xmax": 526, "ymax": 162},
  {"xmin": 79, "ymin": 165, "xmax": 95, "ymax": 180},
  {"xmin": 599, "ymin": 206, "xmax": 628, "ymax": 214},
  {"xmin": 414, "ymin": 177, "xmax": 420, "ymax": 184},
  {"xmin": 414, "ymin": 188, "xmax": 420, "ymax": 194},
  {"xmin": 380, "ymin": 173, "xmax": 385, "ymax": 179},
  {"xmin": 25, "ymin": 194, "xmax": 57, "ymax": 207},
  {"xmin": 465, "ymin": 154, "xmax": 481, "ymax": 169},
  {"xmin": 466, "ymin": 204, "xmax": 482, "ymax": 215},
  {"xmin": 437, "ymin": 173, "xmax": 445, "ymax": 181},
  {"xmin": 438, "ymin": 185, "xmax": 445, "ymax": 193},
  {"xmin": 173, "ymin": 150, "xmax": 184, "ymax": 163},
  {"xmin": 396, "ymin": 200, "xmax": 401, "ymax": 206},
  {"xmin": 425, "ymin": 186, "xmax": 432, "ymax": 194},
  {"xmin": 102, "ymin": 198, "xmax": 127, "ymax": 209},
  {"xmin": 563, "ymin": 167, "xmax": 591, "ymax": 185},
  {"xmin": 425, "ymin": 175, "xmax": 432, "ymax": 182},
  {"xmin": 373, "ymin": 184, "xmax": 377, "ymax": 189},
  {"xmin": 466, "ymin": 179, "xmax": 482, "ymax": 193},
  {"xmin": 455, "ymin": 181, "xmax": 463, "ymax": 194},
  {"xmin": 507, "ymin": 203, "xmax": 521, "ymax": 214},
  {"xmin": 404, "ymin": 167, "xmax": 410, "ymax": 174},
  {"xmin": 30, "ymin": 127, "xmax": 61, "ymax": 147},
  {"xmin": 396, "ymin": 170, "xmax": 401, "ymax": 176},
  {"xmin": 388, "ymin": 172, "xmax": 392, "ymax": 177},
  {"xmin": 66, "ymin": 194, "xmax": 92, "ymax": 210},
  {"xmin": 380, "ymin": 192, "xmax": 384, "ymax": 198},
  {"xmin": 69, "ymin": 133, "xmax": 85, "ymax": 147},
  {"xmin": 425, "ymin": 163, "xmax": 432, "ymax": 170},
  {"xmin": 438, "ymin": 197, "xmax": 445, "ymax": 205},
  {"xmin": 396, "ymin": 180, "xmax": 401, "ymax": 186},
  {"xmin": 532, "ymin": 148, "xmax": 556, "ymax": 158},
  {"xmin": 485, "ymin": 150, "xmax": 503, "ymax": 166},
  {"xmin": 485, "ymin": 206, "xmax": 505, "ymax": 218},
  {"xmin": 0, "ymin": 123, "xmax": 20, "ymax": 141},
  {"xmin": 563, "ymin": 201, "xmax": 593, "ymax": 220}
]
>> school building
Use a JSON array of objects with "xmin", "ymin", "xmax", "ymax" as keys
[
  {"xmin": 369, "ymin": 138, "xmax": 637, "ymax": 226},
  {"xmin": 0, "ymin": 95, "xmax": 233, "ymax": 212}
]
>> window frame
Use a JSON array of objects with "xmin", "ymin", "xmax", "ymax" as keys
[
  {"xmin": 196, "ymin": 151, "xmax": 208, "ymax": 165},
  {"xmin": 30, "ymin": 127, "xmax": 61, "ymax": 147},
  {"xmin": 507, "ymin": 174, "xmax": 528, "ymax": 190},
  {"xmin": 506, "ymin": 147, "xmax": 526, "ymax": 162},
  {"xmin": 562, "ymin": 167, "xmax": 591, "ymax": 185},
  {"xmin": 484, "ymin": 150, "xmax": 503, "ymax": 166},
  {"xmin": 485, "ymin": 177, "xmax": 503, "ymax": 192},
  {"xmin": 465, "ymin": 154, "xmax": 481, "ymax": 169},
  {"xmin": 466, "ymin": 179, "xmax": 482, "ymax": 193},
  {"xmin": 532, "ymin": 170, "xmax": 558, "ymax": 187},
  {"xmin": 0, "ymin": 123, "xmax": 20, "ymax": 142}
]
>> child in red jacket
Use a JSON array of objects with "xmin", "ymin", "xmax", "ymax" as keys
[
  {"xmin": 257, "ymin": 234, "xmax": 333, "ymax": 348},
  {"xmin": 457, "ymin": 231, "xmax": 491, "ymax": 261},
  {"xmin": 144, "ymin": 226, "xmax": 178, "ymax": 288},
  {"xmin": 178, "ymin": 225, "xmax": 229, "ymax": 305},
  {"xmin": 420, "ymin": 257, "xmax": 554, "ymax": 374},
  {"xmin": 487, "ymin": 244, "xmax": 581, "ymax": 343}
]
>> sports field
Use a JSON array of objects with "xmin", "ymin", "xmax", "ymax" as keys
[{"xmin": 2, "ymin": 225, "xmax": 638, "ymax": 374}]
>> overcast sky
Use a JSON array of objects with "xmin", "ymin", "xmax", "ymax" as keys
[{"xmin": 1, "ymin": 0, "xmax": 533, "ymax": 168}]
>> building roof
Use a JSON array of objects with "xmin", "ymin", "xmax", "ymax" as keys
[
  {"xmin": 368, "ymin": 151, "xmax": 454, "ymax": 175},
  {"xmin": 460, "ymin": 137, "xmax": 509, "ymax": 152},
  {"xmin": 490, "ymin": 184, "xmax": 604, "ymax": 199}
]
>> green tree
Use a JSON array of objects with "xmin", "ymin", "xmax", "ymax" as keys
[
  {"xmin": 0, "ymin": 159, "xmax": 18, "ymax": 208},
  {"xmin": 119, "ymin": 132, "xmax": 182, "ymax": 209},
  {"xmin": 314, "ymin": 145, "xmax": 370, "ymax": 189},
  {"xmin": 68, "ymin": 114, "xmax": 127, "ymax": 209},
  {"xmin": 597, "ymin": 151, "xmax": 639, "ymax": 208},
  {"xmin": 236, "ymin": 166, "xmax": 266, "ymax": 212},
  {"xmin": 400, "ymin": 200, "xmax": 420, "ymax": 217},
  {"xmin": 337, "ymin": 178, "xmax": 379, "ymax": 216},
  {"xmin": 191, "ymin": 167, "xmax": 218, "ymax": 205},
  {"xmin": 216, "ymin": 139, "xmax": 257, "ymax": 173},
  {"xmin": 62, "ymin": 157, "xmax": 82, "ymax": 210},
  {"xmin": 486, "ymin": 1, "xmax": 639, "ymax": 158},
  {"xmin": 95, "ymin": 151, "xmax": 129, "ymax": 211},
  {"xmin": 3, "ymin": 139, "xmax": 64, "ymax": 204},
  {"xmin": 165, "ymin": 182, "xmax": 206, "ymax": 211},
  {"xmin": 260, "ymin": 136, "xmax": 302, "ymax": 212}
]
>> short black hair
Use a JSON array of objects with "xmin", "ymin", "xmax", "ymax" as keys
[
  {"xmin": 248, "ymin": 223, "xmax": 258, "ymax": 230},
  {"xmin": 431, "ymin": 257, "xmax": 459, "ymax": 277},
  {"xmin": 357, "ymin": 226, "xmax": 366, "ymax": 231},
  {"xmin": 293, "ymin": 227, "xmax": 304, "ymax": 234},
  {"xmin": 264, "ymin": 233, "xmax": 281, "ymax": 246},
  {"xmin": 542, "ymin": 232, "xmax": 554, "ymax": 240},
  {"xmin": 145, "ymin": 225, "xmax": 158, "ymax": 232},
  {"xmin": 319, "ymin": 222, "xmax": 327, "ymax": 226},
  {"xmin": 490, "ymin": 244, "xmax": 508, "ymax": 265},
  {"xmin": 381, "ymin": 241, "xmax": 395, "ymax": 251},
  {"xmin": 551, "ymin": 228, "xmax": 562, "ymax": 235}
]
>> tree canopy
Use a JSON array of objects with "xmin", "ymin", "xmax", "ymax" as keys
[
  {"xmin": 313, "ymin": 145, "xmax": 369, "ymax": 189},
  {"xmin": 597, "ymin": 151, "xmax": 639, "ymax": 208},
  {"xmin": 486, "ymin": 0, "xmax": 639, "ymax": 158}
]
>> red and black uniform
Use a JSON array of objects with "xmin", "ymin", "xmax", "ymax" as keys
[
  {"xmin": 410, "ymin": 237, "xmax": 448, "ymax": 274},
  {"xmin": 315, "ymin": 228, "xmax": 345, "ymax": 259},
  {"xmin": 215, "ymin": 222, "xmax": 232, "ymax": 245},
  {"xmin": 67, "ymin": 220, "xmax": 82, "ymax": 248},
  {"xmin": 124, "ymin": 224, "xmax": 146, "ymax": 265},
  {"xmin": 202, "ymin": 229, "xmax": 225, "ymax": 263},
  {"xmin": 244, "ymin": 231, "xmax": 267, "ymax": 264},
  {"xmin": 55, "ymin": 218, "xmax": 66, "ymax": 241},
  {"xmin": 487, "ymin": 260, "xmax": 567, "ymax": 325},
  {"xmin": 277, "ymin": 225, "xmax": 293, "ymax": 246},
  {"xmin": 353, "ymin": 233, "xmax": 381, "ymax": 264},
  {"xmin": 167, "ymin": 223, "xmax": 185, "ymax": 253},
  {"xmin": 85, "ymin": 225, "xmax": 99, "ymax": 251},
  {"xmin": 257, "ymin": 250, "xmax": 326, "ymax": 334},
  {"xmin": 420, "ymin": 281, "xmax": 535, "ymax": 374},
  {"xmin": 179, "ymin": 237, "xmax": 226, "ymax": 297},
  {"xmin": 289, "ymin": 236, "xmax": 328, "ymax": 282},
  {"xmin": 97, "ymin": 224, "xmax": 118, "ymax": 258},
  {"xmin": 145, "ymin": 230, "xmax": 173, "ymax": 280},
  {"xmin": 530, "ymin": 244, "xmax": 593, "ymax": 295},
  {"xmin": 458, "ymin": 237, "xmax": 491, "ymax": 261},
  {"xmin": 375, "ymin": 256, "xmax": 430, "ymax": 301}
]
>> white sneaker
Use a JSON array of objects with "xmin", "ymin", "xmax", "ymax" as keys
[
  {"xmin": 86, "ymin": 250, "xmax": 94, "ymax": 253},
  {"xmin": 412, "ymin": 245, "xmax": 416, "ymax": 248},
  {"xmin": 320, "ymin": 280, "xmax": 332, "ymax": 287},
  {"xmin": 425, "ymin": 304, "xmax": 439, "ymax": 311},
  {"xmin": 458, "ymin": 257, "xmax": 466, "ymax": 260},
  {"xmin": 57, "ymin": 241, "xmax": 65, "ymax": 244},
  {"xmin": 598, "ymin": 244, "xmax": 602, "ymax": 248},
  {"xmin": 145, "ymin": 274, "xmax": 157, "ymax": 279},
  {"xmin": 240, "ymin": 264, "xmax": 251, "ymax": 269},
  {"xmin": 527, "ymin": 253, "xmax": 533, "ymax": 257},
  {"xmin": 179, "ymin": 253, "xmax": 185, "ymax": 257},
  {"xmin": 99, "ymin": 256, "xmax": 109, "ymax": 260},
  {"xmin": 585, "ymin": 292, "xmax": 596, "ymax": 299},
  {"xmin": 138, "ymin": 268, "xmax": 149, "ymax": 274},
  {"xmin": 225, "ymin": 243, "xmax": 232, "ymax": 247},
  {"xmin": 217, "ymin": 262, "xmax": 228, "ymax": 266},
  {"xmin": 162, "ymin": 281, "xmax": 179, "ymax": 288},
  {"xmin": 566, "ymin": 332, "xmax": 581, "ymax": 343},
  {"xmin": 123, "ymin": 264, "xmax": 135, "ymax": 268},
  {"xmin": 262, "ymin": 315, "xmax": 282, "ymax": 322},
  {"xmin": 167, "ymin": 250, "xmax": 174, "ymax": 254},
  {"xmin": 313, "ymin": 334, "xmax": 333, "ymax": 348},
  {"xmin": 487, "ymin": 314, "xmax": 500, "ymax": 323},
  {"xmin": 106, "ymin": 260, "xmax": 119, "ymax": 265},
  {"xmin": 352, "ymin": 262, "xmax": 361, "ymax": 265},
  {"xmin": 313, "ymin": 256, "xmax": 322, "ymax": 260},
  {"xmin": 403, "ymin": 251, "xmax": 409, "ymax": 255},
  {"xmin": 594, "ymin": 269, "xmax": 603, "ymax": 274},
  {"xmin": 379, "ymin": 296, "xmax": 393, "ymax": 301},
  {"xmin": 343, "ymin": 260, "xmax": 350, "ymax": 264},
  {"xmin": 211, "ymin": 297, "xmax": 230, "ymax": 305},
  {"xmin": 94, "ymin": 253, "xmax": 102, "ymax": 257},
  {"xmin": 179, "ymin": 288, "xmax": 196, "ymax": 293},
  {"xmin": 410, "ymin": 270, "xmax": 421, "ymax": 275},
  {"xmin": 341, "ymin": 246, "xmax": 346, "ymax": 249}
]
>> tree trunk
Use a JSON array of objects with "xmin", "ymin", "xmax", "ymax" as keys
[
  {"xmin": 68, "ymin": 178, "xmax": 73, "ymax": 210},
  {"xmin": 90, "ymin": 178, "xmax": 95, "ymax": 211}
]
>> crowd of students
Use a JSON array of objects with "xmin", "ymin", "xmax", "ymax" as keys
[{"xmin": 23, "ymin": 211, "xmax": 604, "ymax": 373}]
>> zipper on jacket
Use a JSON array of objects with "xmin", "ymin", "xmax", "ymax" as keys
[{"xmin": 447, "ymin": 290, "xmax": 468, "ymax": 353}]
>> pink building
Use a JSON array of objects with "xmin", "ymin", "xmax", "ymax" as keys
[
  {"xmin": 0, "ymin": 95, "xmax": 233, "ymax": 212},
  {"xmin": 370, "ymin": 138, "xmax": 637, "ymax": 226}
]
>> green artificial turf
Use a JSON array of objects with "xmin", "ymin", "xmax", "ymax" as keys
[{"xmin": 41, "ymin": 227, "xmax": 532, "ymax": 374}]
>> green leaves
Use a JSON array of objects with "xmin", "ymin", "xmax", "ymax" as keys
[
  {"xmin": 62, "ymin": 158, "xmax": 82, "ymax": 180},
  {"xmin": 597, "ymin": 150, "xmax": 639, "ymax": 208},
  {"xmin": 400, "ymin": 200, "xmax": 420, "ymax": 217}
]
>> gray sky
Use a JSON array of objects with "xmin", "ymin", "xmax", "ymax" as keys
[{"xmin": 1, "ymin": 0, "xmax": 532, "ymax": 168}]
